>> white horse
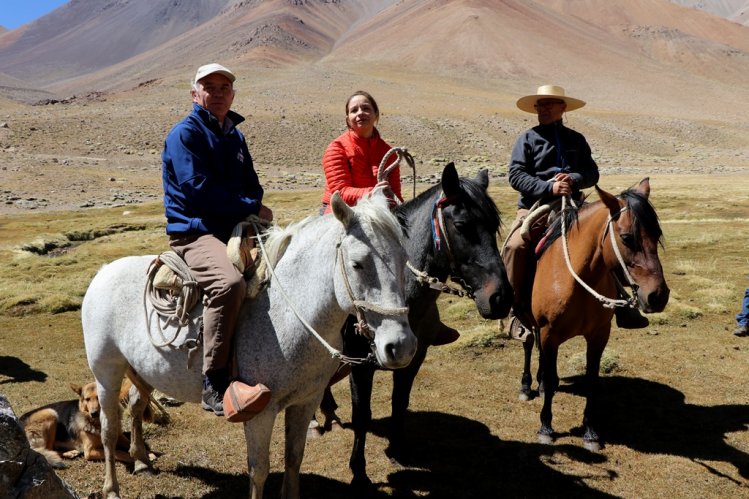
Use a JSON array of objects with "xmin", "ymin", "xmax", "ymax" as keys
[{"xmin": 82, "ymin": 192, "xmax": 417, "ymax": 499}]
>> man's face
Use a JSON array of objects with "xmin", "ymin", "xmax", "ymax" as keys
[
  {"xmin": 192, "ymin": 73, "xmax": 235, "ymax": 122},
  {"xmin": 534, "ymin": 98, "xmax": 566, "ymax": 125}
]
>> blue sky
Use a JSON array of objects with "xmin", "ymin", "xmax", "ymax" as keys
[{"xmin": 0, "ymin": 0, "xmax": 70, "ymax": 30}]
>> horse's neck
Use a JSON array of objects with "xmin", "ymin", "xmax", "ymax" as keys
[
  {"xmin": 270, "ymin": 219, "xmax": 346, "ymax": 332},
  {"xmin": 556, "ymin": 203, "xmax": 611, "ymax": 274}
]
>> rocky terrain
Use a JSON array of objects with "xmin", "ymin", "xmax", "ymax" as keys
[{"xmin": 0, "ymin": 0, "xmax": 748, "ymax": 213}]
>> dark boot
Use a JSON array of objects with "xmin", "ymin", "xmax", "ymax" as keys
[
  {"xmin": 734, "ymin": 323, "xmax": 749, "ymax": 337},
  {"xmin": 614, "ymin": 306, "xmax": 649, "ymax": 329},
  {"xmin": 201, "ymin": 370, "xmax": 229, "ymax": 416},
  {"xmin": 202, "ymin": 382, "xmax": 225, "ymax": 416}
]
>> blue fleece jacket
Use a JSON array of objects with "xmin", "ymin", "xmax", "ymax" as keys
[{"xmin": 162, "ymin": 103, "xmax": 263, "ymax": 242}]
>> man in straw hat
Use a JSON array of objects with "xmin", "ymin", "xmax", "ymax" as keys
[
  {"xmin": 502, "ymin": 85, "xmax": 648, "ymax": 337},
  {"xmin": 162, "ymin": 63, "xmax": 274, "ymax": 416}
]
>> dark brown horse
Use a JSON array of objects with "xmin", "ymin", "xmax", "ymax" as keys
[{"xmin": 519, "ymin": 178, "xmax": 669, "ymax": 451}]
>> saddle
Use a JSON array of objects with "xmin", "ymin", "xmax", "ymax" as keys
[{"xmin": 150, "ymin": 221, "xmax": 269, "ymax": 305}]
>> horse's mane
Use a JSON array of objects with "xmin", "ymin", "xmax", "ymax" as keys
[
  {"xmin": 537, "ymin": 187, "xmax": 663, "ymax": 255},
  {"xmin": 260, "ymin": 192, "xmax": 405, "ymax": 268},
  {"xmin": 398, "ymin": 175, "xmax": 501, "ymax": 237},
  {"xmin": 458, "ymin": 176, "xmax": 502, "ymax": 234},
  {"xmin": 357, "ymin": 190, "xmax": 407, "ymax": 245},
  {"xmin": 261, "ymin": 216, "xmax": 315, "ymax": 268}
]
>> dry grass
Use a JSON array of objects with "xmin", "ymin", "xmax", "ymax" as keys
[{"xmin": 1, "ymin": 174, "xmax": 748, "ymax": 498}]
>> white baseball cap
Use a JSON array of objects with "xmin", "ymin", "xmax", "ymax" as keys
[{"xmin": 193, "ymin": 63, "xmax": 236, "ymax": 85}]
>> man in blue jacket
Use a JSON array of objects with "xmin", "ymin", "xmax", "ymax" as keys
[
  {"xmin": 162, "ymin": 63, "xmax": 273, "ymax": 416},
  {"xmin": 503, "ymin": 85, "xmax": 647, "ymax": 336}
]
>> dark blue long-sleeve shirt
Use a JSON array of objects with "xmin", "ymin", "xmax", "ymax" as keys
[{"xmin": 508, "ymin": 121, "xmax": 599, "ymax": 209}]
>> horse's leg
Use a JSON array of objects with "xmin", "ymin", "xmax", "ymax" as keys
[
  {"xmin": 388, "ymin": 343, "xmax": 428, "ymax": 463},
  {"xmin": 582, "ymin": 334, "xmax": 608, "ymax": 451},
  {"xmin": 243, "ymin": 411, "xmax": 275, "ymax": 499},
  {"xmin": 124, "ymin": 368, "xmax": 154, "ymax": 473},
  {"xmin": 97, "ymin": 377, "xmax": 126, "ymax": 499},
  {"xmin": 349, "ymin": 364, "xmax": 376, "ymax": 488},
  {"xmin": 519, "ymin": 330, "xmax": 535, "ymax": 401},
  {"xmin": 535, "ymin": 329, "xmax": 545, "ymax": 396},
  {"xmin": 281, "ymin": 402, "xmax": 319, "ymax": 499},
  {"xmin": 537, "ymin": 337, "xmax": 559, "ymax": 445},
  {"xmin": 320, "ymin": 386, "xmax": 342, "ymax": 431}
]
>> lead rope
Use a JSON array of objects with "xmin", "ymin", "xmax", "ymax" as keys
[
  {"xmin": 559, "ymin": 195, "xmax": 637, "ymax": 308},
  {"xmin": 378, "ymin": 147, "xmax": 416, "ymax": 200}
]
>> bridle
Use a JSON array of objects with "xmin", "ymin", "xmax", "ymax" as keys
[
  {"xmin": 559, "ymin": 195, "xmax": 640, "ymax": 309},
  {"xmin": 377, "ymin": 147, "xmax": 475, "ymax": 299},
  {"xmin": 408, "ymin": 192, "xmax": 475, "ymax": 298},
  {"xmin": 254, "ymin": 221, "xmax": 408, "ymax": 367}
]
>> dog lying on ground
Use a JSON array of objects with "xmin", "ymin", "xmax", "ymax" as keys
[{"xmin": 20, "ymin": 380, "xmax": 148, "ymax": 468}]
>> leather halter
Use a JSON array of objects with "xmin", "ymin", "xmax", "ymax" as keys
[{"xmin": 420, "ymin": 192, "xmax": 474, "ymax": 299}]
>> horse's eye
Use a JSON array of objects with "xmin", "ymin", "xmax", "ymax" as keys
[
  {"xmin": 351, "ymin": 261, "xmax": 363, "ymax": 270},
  {"xmin": 620, "ymin": 233, "xmax": 635, "ymax": 248}
]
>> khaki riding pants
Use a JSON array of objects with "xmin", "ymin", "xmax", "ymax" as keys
[
  {"xmin": 169, "ymin": 233, "xmax": 247, "ymax": 377},
  {"xmin": 502, "ymin": 208, "xmax": 549, "ymax": 311}
]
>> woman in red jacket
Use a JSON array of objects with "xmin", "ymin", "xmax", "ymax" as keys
[{"xmin": 320, "ymin": 91, "xmax": 402, "ymax": 214}]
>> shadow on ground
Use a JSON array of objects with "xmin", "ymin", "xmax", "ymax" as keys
[
  {"xmin": 0, "ymin": 356, "xmax": 47, "ymax": 384},
  {"xmin": 559, "ymin": 375, "xmax": 749, "ymax": 481},
  {"xmin": 169, "ymin": 375, "xmax": 749, "ymax": 497}
]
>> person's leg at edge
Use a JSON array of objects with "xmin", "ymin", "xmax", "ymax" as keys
[{"xmin": 734, "ymin": 287, "xmax": 749, "ymax": 337}]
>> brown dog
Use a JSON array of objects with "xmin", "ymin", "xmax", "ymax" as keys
[{"xmin": 20, "ymin": 381, "xmax": 134, "ymax": 468}]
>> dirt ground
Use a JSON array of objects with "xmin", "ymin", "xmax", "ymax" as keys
[{"xmin": 1, "ymin": 61, "xmax": 748, "ymax": 497}]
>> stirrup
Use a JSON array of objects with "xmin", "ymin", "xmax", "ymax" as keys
[{"xmin": 509, "ymin": 315, "xmax": 532, "ymax": 342}]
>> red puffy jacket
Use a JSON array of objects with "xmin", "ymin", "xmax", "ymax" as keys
[{"xmin": 321, "ymin": 129, "xmax": 402, "ymax": 214}]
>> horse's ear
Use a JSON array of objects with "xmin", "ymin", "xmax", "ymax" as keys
[
  {"xmin": 441, "ymin": 162, "xmax": 460, "ymax": 197},
  {"xmin": 595, "ymin": 184, "xmax": 621, "ymax": 215},
  {"xmin": 331, "ymin": 192, "xmax": 354, "ymax": 228},
  {"xmin": 475, "ymin": 169, "xmax": 489, "ymax": 190},
  {"xmin": 636, "ymin": 177, "xmax": 651, "ymax": 199}
]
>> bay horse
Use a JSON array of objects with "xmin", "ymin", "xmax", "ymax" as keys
[
  {"xmin": 81, "ymin": 191, "xmax": 417, "ymax": 499},
  {"xmin": 519, "ymin": 178, "xmax": 669, "ymax": 451},
  {"xmin": 317, "ymin": 163, "xmax": 513, "ymax": 487}
]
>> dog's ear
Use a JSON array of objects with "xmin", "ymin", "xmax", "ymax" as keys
[{"xmin": 70, "ymin": 383, "xmax": 83, "ymax": 396}]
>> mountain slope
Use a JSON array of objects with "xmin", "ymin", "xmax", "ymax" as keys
[{"xmin": 0, "ymin": 0, "xmax": 746, "ymax": 122}]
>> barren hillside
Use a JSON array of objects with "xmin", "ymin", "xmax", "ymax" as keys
[
  {"xmin": 670, "ymin": 0, "xmax": 749, "ymax": 25},
  {"xmin": 0, "ymin": 0, "xmax": 747, "ymax": 214}
]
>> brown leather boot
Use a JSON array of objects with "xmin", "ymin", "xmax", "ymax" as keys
[
  {"xmin": 431, "ymin": 322, "xmax": 460, "ymax": 346},
  {"xmin": 614, "ymin": 306, "xmax": 649, "ymax": 329},
  {"xmin": 223, "ymin": 381, "xmax": 271, "ymax": 422}
]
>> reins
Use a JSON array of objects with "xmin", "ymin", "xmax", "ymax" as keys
[
  {"xmin": 252, "ymin": 221, "xmax": 407, "ymax": 367},
  {"xmin": 559, "ymin": 195, "xmax": 639, "ymax": 309}
]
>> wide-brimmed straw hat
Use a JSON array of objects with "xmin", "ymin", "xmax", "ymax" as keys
[{"xmin": 516, "ymin": 85, "xmax": 586, "ymax": 114}]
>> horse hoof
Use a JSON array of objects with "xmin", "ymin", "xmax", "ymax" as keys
[
  {"xmin": 351, "ymin": 474, "xmax": 374, "ymax": 492},
  {"xmin": 307, "ymin": 426, "xmax": 324, "ymax": 439},
  {"xmin": 327, "ymin": 419, "xmax": 344, "ymax": 432},
  {"xmin": 518, "ymin": 391, "xmax": 530, "ymax": 402},
  {"xmin": 133, "ymin": 461, "xmax": 155, "ymax": 475},
  {"xmin": 537, "ymin": 427, "xmax": 554, "ymax": 445},
  {"xmin": 584, "ymin": 439, "xmax": 601, "ymax": 452},
  {"xmin": 537, "ymin": 433, "xmax": 554, "ymax": 445}
]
